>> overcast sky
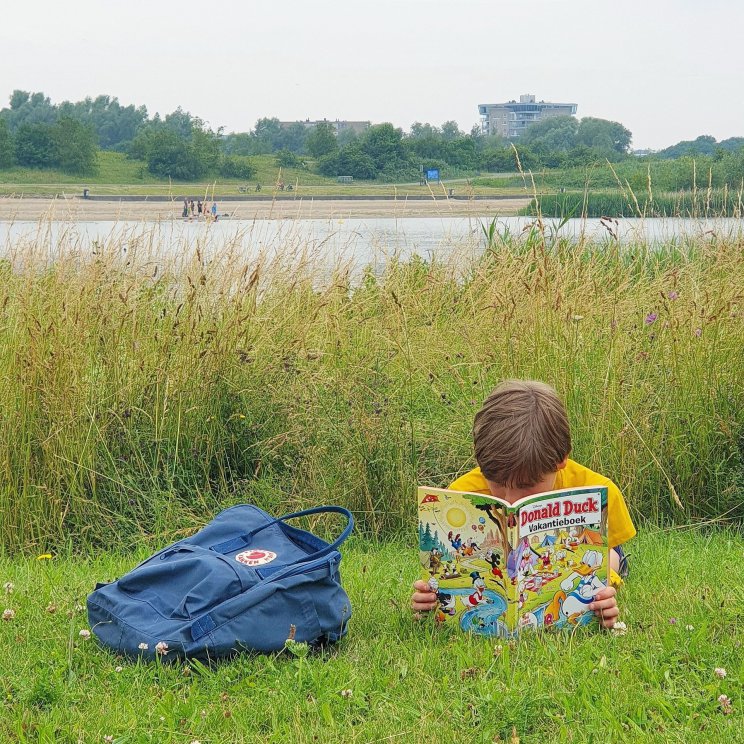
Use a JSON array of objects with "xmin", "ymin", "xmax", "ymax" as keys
[{"xmin": 2, "ymin": 0, "xmax": 741, "ymax": 149}]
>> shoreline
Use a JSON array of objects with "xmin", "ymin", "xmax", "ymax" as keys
[{"xmin": 0, "ymin": 195, "xmax": 529, "ymax": 221}]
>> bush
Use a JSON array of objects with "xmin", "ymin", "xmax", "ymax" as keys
[
  {"xmin": 274, "ymin": 149, "xmax": 305, "ymax": 169},
  {"xmin": 219, "ymin": 155, "xmax": 257, "ymax": 179},
  {"xmin": 14, "ymin": 123, "xmax": 57, "ymax": 168}
]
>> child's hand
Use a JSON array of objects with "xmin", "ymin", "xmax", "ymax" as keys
[
  {"xmin": 589, "ymin": 586, "xmax": 620, "ymax": 628},
  {"xmin": 411, "ymin": 579, "xmax": 438, "ymax": 612}
]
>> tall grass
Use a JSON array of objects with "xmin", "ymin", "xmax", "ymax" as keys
[
  {"xmin": 521, "ymin": 190, "xmax": 744, "ymax": 218},
  {"xmin": 0, "ymin": 222, "xmax": 742, "ymax": 552}
]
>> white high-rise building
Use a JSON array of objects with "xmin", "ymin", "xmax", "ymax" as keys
[{"xmin": 478, "ymin": 95, "xmax": 578, "ymax": 139}]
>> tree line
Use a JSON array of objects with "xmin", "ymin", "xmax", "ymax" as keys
[{"xmin": 1, "ymin": 89, "xmax": 743, "ymax": 184}]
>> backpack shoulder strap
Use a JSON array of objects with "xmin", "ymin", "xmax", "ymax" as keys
[{"xmin": 210, "ymin": 506, "xmax": 353, "ymax": 559}]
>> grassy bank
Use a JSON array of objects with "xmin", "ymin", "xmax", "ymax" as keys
[
  {"xmin": 0, "ymin": 224, "xmax": 742, "ymax": 553},
  {"xmin": 0, "ymin": 151, "xmax": 523, "ymax": 198},
  {"xmin": 474, "ymin": 156, "xmax": 744, "ymax": 194},
  {"xmin": 0, "ymin": 530, "xmax": 741, "ymax": 742}
]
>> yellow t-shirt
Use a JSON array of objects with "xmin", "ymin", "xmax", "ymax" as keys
[{"xmin": 449, "ymin": 459, "xmax": 636, "ymax": 586}]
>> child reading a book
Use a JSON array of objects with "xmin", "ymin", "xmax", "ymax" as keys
[{"xmin": 412, "ymin": 379, "xmax": 635, "ymax": 629}]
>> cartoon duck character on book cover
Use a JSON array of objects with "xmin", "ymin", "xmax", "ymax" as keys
[{"xmin": 418, "ymin": 485, "xmax": 609, "ymax": 637}]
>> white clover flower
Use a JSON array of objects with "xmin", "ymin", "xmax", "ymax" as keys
[
  {"xmin": 718, "ymin": 694, "xmax": 733, "ymax": 714},
  {"xmin": 155, "ymin": 641, "xmax": 169, "ymax": 656},
  {"xmin": 339, "ymin": 689, "xmax": 353, "ymax": 698},
  {"xmin": 115, "ymin": 666, "xmax": 123, "ymax": 673},
  {"xmin": 3, "ymin": 582, "xmax": 13, "ymax": 594},
  {"xmin": 2, "ymin": 609, "xmax": 15, "ymax": 621},
  {"xmin": 79, "ymin": 629, "xmax": 91, "ymax": 640},
  {"xmin": 610, "ymin": 621, "xmax": 628, "ymax": 636},
  {"xmin": 103, "ymin": 736, "xmax": 114, "ymax": 743},
  {"xmin": 137, "ymin": 642, "xmax": 149, "ymax": 651},
  {"xmin": 685, "ymin": 624, "xmax": 694, "ymax": 631},
  {"xmin": 714, "ymin": 668, "xmax": 727, "ymax": 679}
]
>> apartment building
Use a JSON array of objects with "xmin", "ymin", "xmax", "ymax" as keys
[{"xmin": 478, "ymin": 95, "xmax": 577, "ymax": 139}]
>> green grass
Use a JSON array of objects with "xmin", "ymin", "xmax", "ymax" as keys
[
  {"xmin": 0, "ymin": 227, "xmax": 742, "ymax": 552},
  {"xmin": 0, "ymin": 529, "xmax": 741, "ymax": 743},
  {"xmin": 520, "ymin": 190, "xmax": 744, "ymax": 219},
  {"xmin": 473, "ymin": 156, "xmax": 744, "ymax": 195},
  {"xmin": 0, "ymin": 151, "xmax": 526, "ymax": 197}
]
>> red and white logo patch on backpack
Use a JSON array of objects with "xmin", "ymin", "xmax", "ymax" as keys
[{"xmin": 235, "ymin": 549, "xmax": 277, "ymax": 567}]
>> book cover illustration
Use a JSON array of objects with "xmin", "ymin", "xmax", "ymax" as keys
[{"xmin": 418, "ymin": 485, "xmax": 608, "ymax": 637}]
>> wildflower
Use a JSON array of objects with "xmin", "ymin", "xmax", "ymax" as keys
[
  {"xmin": 571, "ymin": 314, "xmax": 584, "ymax": 321},
  {"xmin": 714, "ymin": 668, "xmax": 727, "ymax": 679},
  {"xmin": 340, "ymin": 689, "xmax": 353, "ymax": 698},
  {"xmin": 74, "ymin": 604, "xmax": 84, "ymax": 612},
  {"xmin": 137, "ymin": 642, "xmax": 149, "ymax": 651},
  {"xmin": 155, "ymin": 641, "xmax": 169, "ymax": 656},
  {"xmin": 2, "ymin": 609, "xmax": 15, "ymax": 621},
  {"xmin": 685, "ymin": 624, "xmax": 694, "ymax": 631},
  {"xmin": 46, "ymin": 603, "xmax": 57, "ymax": 614},
  {"xmin": 493, "ymin": 644, "xmax": 503, "ymax": 657},
  {"xmin": 694, "ymin": 328, "xmax": 702, "ymax": 337},
  {"xmin": 36, "ymin": 554, "xmax": 52, "ymax": 560},
  {"xmin": 79, "ymin": 629, "xmax": 91, "ymax": 640},
  {"xmin": 285, "ymin": 638, "xmax": 309, "ymax": 658},
  {"xmin": 644, "ymin": 312, "xmax": 658, "ymax": 325},
  {"xmin": 667, "ymin": 291, "xmax": 679, "ymax": 301},
  {"xmin": 718, "ymin": 694, "xmax": 733, "ymax": 715},
  {"xmin": 2, "ymin": 582, "xmax": 13, "ymax": 594},
  {"xmin": 115, "ymin": 666, "xmax": 123, "ymax": 673},
  {"xmin": 104, "ymin": 737, "xmax": 114, "ymax": 743},
  {"xmin": 610, "ymin": 621, "xmax": 628, "ymax": 636},
  {"xmin": 668, "ymin": 617, "xmax": 677, "ymax": 625}
]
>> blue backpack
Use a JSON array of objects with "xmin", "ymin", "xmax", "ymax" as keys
[{"xmin": 87, "ymin": 505, "xmax": 353, "ymax": 659}]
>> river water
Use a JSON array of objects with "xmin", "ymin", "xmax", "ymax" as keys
[{"xmin": 2, "ymin": 216, "xmax": 742, "ymax": 269}]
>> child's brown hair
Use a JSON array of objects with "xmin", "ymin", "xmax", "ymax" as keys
[{"xmin": 473, "ymin": 380, "xmax": 571, "ymax": 486}]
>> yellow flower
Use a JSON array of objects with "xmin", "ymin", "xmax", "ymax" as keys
[{"xmin": 36, "ymin": 554, "xmax": 53, "ymax": 560}]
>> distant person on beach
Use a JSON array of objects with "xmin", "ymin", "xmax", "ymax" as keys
[
  {"xmin": 182, "ymin": 198, "xmax": 188, "ymax": 218},
  {"xmin": 211, "ymin": 202, "xmax": 218, "ymax": 221},
  {"xmin": 197, "ymin": 200, "xmax": 203, "ymax": 215}
]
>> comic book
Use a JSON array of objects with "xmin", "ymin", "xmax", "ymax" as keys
[{"xmin": 417, "ymin": 484, "xmax": 608, "ymax": 636}]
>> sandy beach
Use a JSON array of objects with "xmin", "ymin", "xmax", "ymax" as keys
[{"xmin": 0, "ymin": 196, "xmax": 529, "ymax": 222}]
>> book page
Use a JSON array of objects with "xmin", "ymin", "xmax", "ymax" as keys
[
  {"xmin": 418, "ymin": 487, "xmax": 513, "ymax": 637},
  {"xmin": 512, "ymin": 487, "xmax": 609, "ymax": 632}
]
